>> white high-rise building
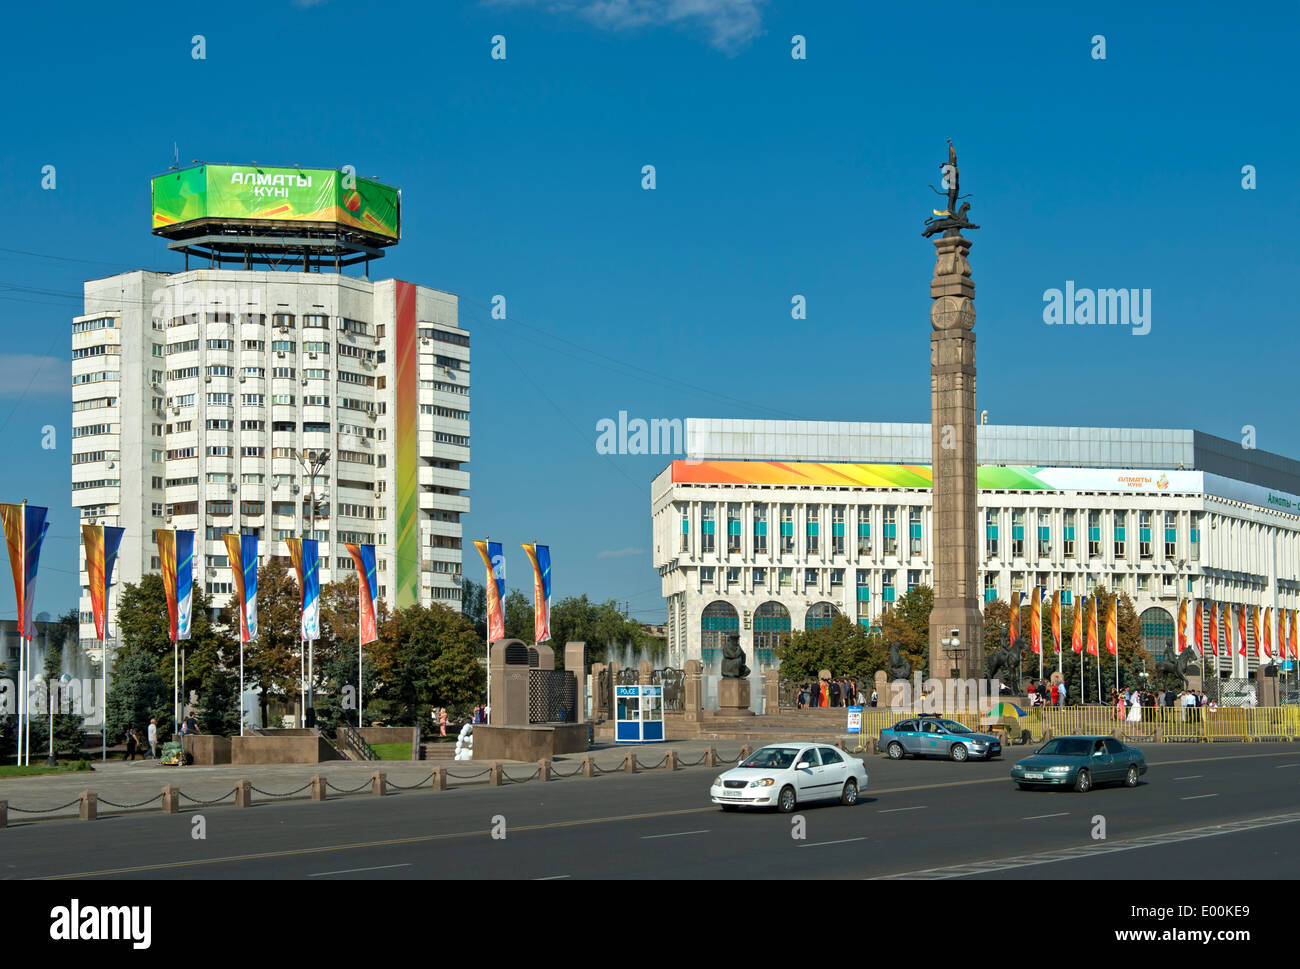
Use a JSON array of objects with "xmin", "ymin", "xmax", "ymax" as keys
[{"xmin": 72, "ymin": 268, "xmax": 470, "ymax": 653}]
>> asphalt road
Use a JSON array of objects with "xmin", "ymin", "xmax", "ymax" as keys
[{"xmin": 4, "ymin": 743, "xmax": 1299, "ymax": 879}]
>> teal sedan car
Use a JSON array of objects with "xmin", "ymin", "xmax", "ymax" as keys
[{"xmin": 1010, "ymin": 736, "xmax": 1146, "ymax": 792}]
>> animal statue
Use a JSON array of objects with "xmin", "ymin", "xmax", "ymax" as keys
[
  {"xmin": 887, "ymin": 642, "xmax": 911, "ymax": 682},
  {"xmin": 1155, "ymin": 648, "xmax": 1199, "ymax": 689},
  {"xmin": 986, "ymin": 633, "xmax": 1027, "ymax": 689},
  {"xmin": 720, "ymin": 635, "xmax": 750, "ymax": 679}
]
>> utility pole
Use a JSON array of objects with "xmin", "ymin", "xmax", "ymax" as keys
[{"xmin": 296, "ymin": 448, "xmax": 330, "ymax": 727}]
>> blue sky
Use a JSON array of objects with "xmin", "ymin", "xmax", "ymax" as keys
[{"xmin": 1, "ymin": 0, "xmax": 1296, "ymax": 624}]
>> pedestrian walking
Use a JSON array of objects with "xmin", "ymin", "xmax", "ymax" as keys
[
  {"xmin": 439, "ymin": 708, "xmax": 448, "ymax": 737},
  {"xmin": 147, "ymin": 718, "xmax": 159, "ymax": 759},
  {"xmin": 124, "ymin": 725, "xmax": 139, "ymax": 761}
]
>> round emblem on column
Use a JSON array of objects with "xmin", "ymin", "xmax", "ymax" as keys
[{"xmin": 930, "ymin": 295, "xmax": 975, "ymax": 331}]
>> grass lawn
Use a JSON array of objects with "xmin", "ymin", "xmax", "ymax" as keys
[
  {"xmin": 0, "ymin": 762, "xmax": 94, "ymax": 778},
  {"xmin": 370, "ymin": 742, "xmax": 412, "ymax": 760}
]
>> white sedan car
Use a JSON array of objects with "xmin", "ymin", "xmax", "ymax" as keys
[{"xmin": 710, "ymin": 743, "xmax": 868, "ymax": 813}]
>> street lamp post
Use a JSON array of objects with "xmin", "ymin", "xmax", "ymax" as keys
[{"xmin": 296, "ymin": 448, "xmax": 330, "ymax": 729}]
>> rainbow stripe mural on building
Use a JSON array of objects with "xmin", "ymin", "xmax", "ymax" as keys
[
  {"xmin": 393, "ymin": 281, "xmax": 419, "ymax": 608},
  {"xmin": 670, "ymin": 461, "xmax": 1059, "ymax": 489}
]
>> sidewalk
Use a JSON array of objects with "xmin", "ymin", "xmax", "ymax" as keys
[{"xmin": 0, "ymin": 739, "xmax": 761, "ymax": 823}]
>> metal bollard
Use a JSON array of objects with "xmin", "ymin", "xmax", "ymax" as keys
[
  {"xmin": 235, "ymin": 779, "xmax": 253, "ymax": 808},
  {"xmin": 538, "ymin": 759, "xmax": 551, "ymax": 782},
  {"xmin": 311, "ymin": 775, "xmax": 327, "ymax": 801},
  {"xmin": 371, "ymin": 771, "xmax": 386, "ymax": 796},
  {"xmin": 161, "ymin": 785, "xmax": 180, "ymax": 814},
  {"xmin": 432, "ymin": 767, "xmax": 447, "ymax": 791},
  {"xmin": 79, "ymin": 790, "xmax": 97, "ymax": 821}
]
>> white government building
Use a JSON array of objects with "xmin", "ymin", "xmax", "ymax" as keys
[
  {"xmin": 652, "ymin": 419, "xmax": 1300, "ymax": 705},
  {"xmin": 72, "ymin": 269, "xmax": 470, "ymax": 656}
]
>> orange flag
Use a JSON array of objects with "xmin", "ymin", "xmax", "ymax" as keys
[
  {"xmin": 1071, "ymin": 598, "xmax": 1083, "ymax": 654},
  {"xmin": 1105, "ymin": 595, "xmax": 1117, "ymax": 656},
  {"xmin": 1009, "ymin": 594, "xmax": 1020, "ymax": 644},
  {"xmin": 1051, "ymin": 591, "xmax": 1062, "ymax": 654},
  {"xmin": 1252, "ymin": 606, "xmax": 1262, "ymax": 659},
  {"xmin": 1194, "ymin": 600, "xmax": 1203, "ymax": 654},
  {"xmin": 1176, "ymin": 599, "xmax": 1187, "ymax": 653},
  {"xmin": 1263, "ymin": 607, "xmax": 1273, "ymax": 659},
  {"xmin": 1030, "ymin": 587, "xmax": 1042, "ymax": 655},
  {"xmin": 1237, "ymin": 604, "xmax": 1247, "ymax": 658},
  {"xmin": 1209, "ymin": 602, "xmax": 1219, "ymax": 658},
  {"xmin": 1086, "ymin": 596, "xmax": 1099, "ymax": 657}
]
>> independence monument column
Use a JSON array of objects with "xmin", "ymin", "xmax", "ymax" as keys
[{"xmin": 923, "ymin": 141, "xmax": 983, "ymax": 686}]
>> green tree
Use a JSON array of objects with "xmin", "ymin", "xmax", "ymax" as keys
[
  {"xmin": 503, "ymin": 588, "xmax": 535, "ymax": 642},
  {"xmin": 368, "ymin": 603, "xmax": 486, "ymax": 723},
  {"xmin": 549, "ymin": 595, "xmax": 650, "ymax": 667},
  {"xmin": 776, "ymin": 613, "xmax": 886, "ymax": 683},
  {"xmin": 105, "ymin": 647, "xmax": 171, "ymax": 744},
  {"xmin": 237, "ymin": 558, "xmax": 303, "ymax": 725},
  {"xmin": 881, "ymin": 585, "xmax": 933, "ymax": 675},
  {"xmin": 197, "ymin": 665, "xmax": 242, "ymax": 737}
]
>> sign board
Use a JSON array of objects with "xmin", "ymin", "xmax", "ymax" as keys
[{"xmin": 846, "ymin": 705, "xmax": 862, "ymax": 734}]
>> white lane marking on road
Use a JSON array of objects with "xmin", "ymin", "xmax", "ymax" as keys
[
  {"xmin": 535, "ymin": 875, "xmax": 571, "ymax": 880},
  {"xmin": 799, "ymin": 837, "xmax": 867, "ymax": 848},
  {"xmin": 308, "ymin": 863, "xmax": 410, "ymax": 877},
  {"xmin": 1173, "ymin": 775, "xmax": 1204, "ymax": 780},
  {"xmin": 1022, "ymin": 812, "xmax": 1069, "ymax": 820},
  {"xmin": 1182, "ymin": 794, "xmax": 1219, "ymax": 800},
  {"xmin": 1276, "ymin": 764, "xmax": 1300, "ymax": 769},
  {"xmin": 878, "ymin": 806, "xmax": 927, "ymax": 813},
  {"xmin": 640, "ymin": 829, "xmax": 710, "ymax": 840}
]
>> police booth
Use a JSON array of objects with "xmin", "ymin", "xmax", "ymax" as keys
[{"xmin": 615, "ymin": 684, "xmax": 664, "ymax": 743}]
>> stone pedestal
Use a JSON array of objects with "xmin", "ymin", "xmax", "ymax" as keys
[
  {"xmin": 928, "ymin": 230, "xmax": 984, "ymax": 686},
  {"xmin": 684, "ymin": 659, "xmax": 703, "ymax": 722},
  {"xmin": 717, "ymin": 677, "xmax": 753, "ymax": 716},
  {"xmin": 489, "ymin": 639, "xmax": 531, "ymax": 727},
  {"xmin": 565, "ymin": 642, "xmax": 587, "ymax": 723},
  {"xmin": 1258, "ymin": 668, "xmax": 1280, "ymax": 707}
]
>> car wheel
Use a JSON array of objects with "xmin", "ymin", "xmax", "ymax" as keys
[
  {"xmin": 887, "ymin": 741, "xmax": 904, "ymax": 760},
  {"xmin": 721, "ymin": 804, "xmax": 739, "ymax": 812},
  {"xmin": 950, "ymin": 743, "xmax": 969, "ymax": 763},
  {"xmin": 1074, "ymin": 768, "xmax": 1091, "ymax": 793},
  {"xmin": 777, "ymin": 785, "xmax": 797, "ymax": 813},
  {"xmin": 840, "ymin": 778, "xmax": 858, "ymax": 806},
  {"xmin": 1124, "ymin": 764, "xmax": 1140, "ymax": 788}
]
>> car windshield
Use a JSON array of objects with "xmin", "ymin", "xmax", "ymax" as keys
[
  {"xmin": 741, "ymin": 747, "xmax": 800, "ymax": 770},
  {"xmin": 936, "ymin": 719, "xmax": 973, "ymax": 734},
  {"xmin": 1036, "ymin": 738, "xmax": 1092, "ymax": 757}
]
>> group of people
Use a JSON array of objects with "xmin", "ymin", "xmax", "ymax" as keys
[
  {"xmin": 797, "ymin": 677, "xmax": 864, "ymax": 709},
  {"xmin": 123, "ymin": 712, "xmax": 200, "ymax": 761},
  {"xmin": 470, "ymin": 703, "xmax": 492, "ymax": 724},
  {"xmin": 1112, "ymin": 687, "xmax": 1214, "ymax": 721},
  {"xmin": 1026, "ymin": 678, "xmax": 1069, "ymax": 706}
]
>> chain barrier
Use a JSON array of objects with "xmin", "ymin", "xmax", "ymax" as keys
[
  {"xmin": 178, "ymin": 789, "xmax": 237, "ymax": 807},
  {"xmin": 8, "ymin": 798, "xmax": 84, "ymax": 814},
  {"xmin": 446, "ymin": 768, "xmax": 491, "ymax": 779},
  {"xmin": 548, "ymin": 763, "xmax": 584, "ymax": 778},
  {"xmin": 250, "ymin": 782, "xmax": 313, "ymax": 798},
  {"xmin": 98, "ymin": 793, "xmax": 165, "ymax": 810},
  {"xmin": 502, "ymin": 767, "xmax": 541, "ymax": 783},
  {"xmin": 325, "ymin": 778, "xmax": 374, "ymax": 795},
  {"xmin": 640, "ymin": 755, "xmax": 669, "ymax": 769},
  {"xmin": 385, "ymin": 773, "xmax": 434, "ymax": 790},
  {"xmin": 592, "ymin": 760, "xmax": 626, "ymax": 774},
  {"xmin": 678, "ymin": 753, "xmax": 709, "ymax": 767}
]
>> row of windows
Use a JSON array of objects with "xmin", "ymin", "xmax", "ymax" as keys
[
  {"xmin": 72, "ymin": 479, "xmax": 120, "ymax": 491},
  {"xmin": 423, "ymin": 379, "xmax": 468, "ymax": 396},
  {"xmin": 73, "ymin": 396, "xmax": 117, "ymax": 412},
  {"xmin": 72, "ymin": 316, "xmax": 116, "ymax": 333},
  {"xmin": 418, "ymin": 327, "xmax": 470, "ymax": 348},
  {"xmin": 72, "ymin": 344, "xmax": 119, "ymax": 359},
  {"xmin": 72, "ymin": 370, "xmax": 119, "ymax": 385},
  {"xmin": 72, "ymin": 450, "xmax": 119, "ymax": 465}
]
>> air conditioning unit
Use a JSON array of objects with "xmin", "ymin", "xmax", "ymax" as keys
[
  {"xmin": 164, "ymin": 514, "xmax": 173, "ymax": 523},
  {"xmin": 278, "ymin": 327, "xmax": 288, "ymax": 335},
  {"xmin": 204, "ymin": 374, "xmax": 212, "ymax": 383},
  {"xmin": 420, "ymin": 338, "xmax": 430, "ymax": 346},
  {"xmin": 238, "ymin": 374, "xmax": 246, "ymax": 382},
  {"xmin": 277, "ymin": 351, "xmax": 286, "ymax": 358},
  {"xmin": 292, "ymin": 485, "xmax": 301, "ymax": 495},
  {"xmin": 107, "ymin": 461, "xmax": 115, "ymax": 469},
  {"xmin": 171, "ymin": 406, "xmax": 180, "ymax": 415},
  {"xmin": 229, "ymin": 483, "xmax": 237, "ymax": 494},
  {"xmin": 308, "ymin": 352, "xmax": 318, "ymax": 359}
]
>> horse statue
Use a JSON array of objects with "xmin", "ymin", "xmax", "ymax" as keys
[
  {"xmin": 1155, "ymin": 647, "xmax": 1199, "ymax": 689},
  {"xmin": 887, "ymin": 642, "xmax": 912, "ymax": 682}
]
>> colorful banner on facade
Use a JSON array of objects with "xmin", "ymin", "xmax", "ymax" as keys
[
  {"xmin": 82, "ymin": 524, "xmax": 124, "ymax": 641},
  {"xmin": 1263, "ymin": 607, "xmax": 1273, "ymax": 659},
  {"xmin": 21, "ymin": 505, "xmax": 48, "ymax": 637},
  {"xmin": 1105, "ymin": 595, "xmax": 1117, "ymax": 656},
  {"xmin": 224, "ymin": 534, "xmax": 258, "ymax": 643},
  {"xmin": 473, "ymin": 539, "xmax": 506, "ymax": 643},
  {"xmin": 1194, "ymin": 600, "xmax": 1203, "ymax": 654},
  {"xmin": 1071, "ymin": 599, "xmax": 1083, "ymax": 654},
  {"xmin": 1209, "ymin": 602, "xmax": 1219, "ymax": 658},
  {"xmin": 346, "ymin": 543, "xmax": 379, "ymax": 645},
  {"xmin": 1176, "ymin": 599, "xmax": 1187, "ymax": 653},
  {"xmin": 521, "ymin": 543, "xmax": 552, "ymax": 644},
  {"xmin": 1290, "ymin": 609, "xmax": 1298, "ymax": 661},
  {"xmin": 1051, "ymin": 590, "xmax": 1061, "ymax": 654},
  {"xmin": 392, "ymin": 280, "xmax": 419, "ymax": 609},
  {"xmin": 287, "ymin": 538, "xmax": 321, "ymax": 642},
  {"xmin": 1252, "ymin": 606, "xmax": 1261, "ymax": 659},
  {"xmin": 1237, "ymin": 604, "xmax": 1247, "ymax": 658},
  {"xmin": 1086, "ymin": 596, "xmax": 1099, "ymax": 657},
  {"xmin": 1009, "ymin": 594, "xmax": 1020, "ymax": 645}
]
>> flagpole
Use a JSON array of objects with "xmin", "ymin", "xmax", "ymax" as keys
[
  {"xmin": 1114, "ymin": 596, "xmax": 1120, "ymax": 694},
  {"xmin": 358, "ymin": 620, "xmax": 363, "ymax": 730},
  {"xmin": 239, "ymin": 639, "xmax": 244, "ymax": 737},
  {"xmin": 173, "ymin": 635, "xmax": 179, "ymax": 737},
  {"xmin": 100, "ymin": 632, "xmax": 106, "ymax": 762},
  {"xmin": 18, "ymin": 499, "xmax": 25, "ymax": 765}
]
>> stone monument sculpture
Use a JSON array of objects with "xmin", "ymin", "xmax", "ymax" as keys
[
  {"xmin": 721, "ymin": 635, "xmax": 751, "ymax": 679},
  {"xmin": 925, "ymin": 139, "xmax": 984, "ymax": 693},
  {"xmin": 717, "ymin": 634, "xmax": 753, "ymax": 715},
  {"xmin": 1155, "ymin": 648, "xmax": 1199, "ymax": 689},
  {"xmin": 887, "ymin": 642, "xmax": 912, "ymax": 682}
]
